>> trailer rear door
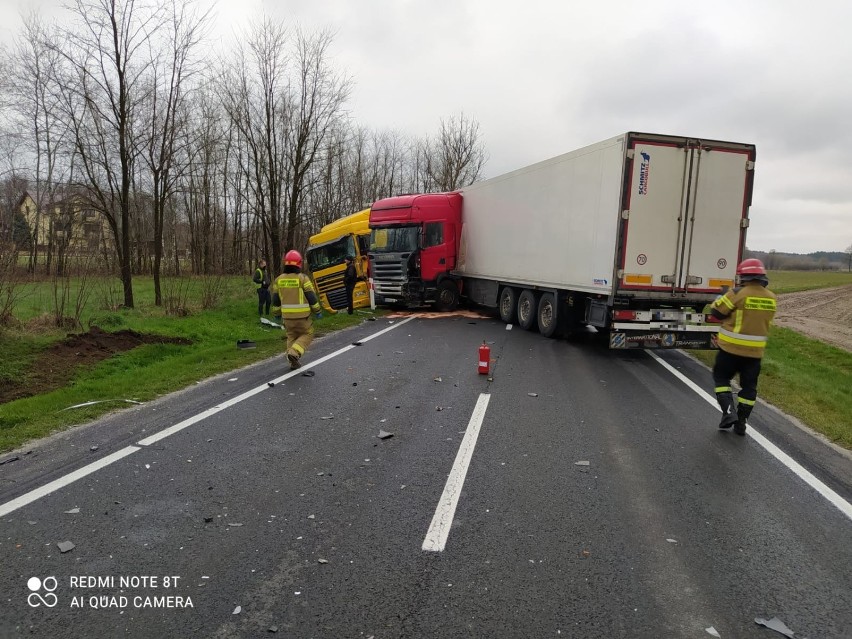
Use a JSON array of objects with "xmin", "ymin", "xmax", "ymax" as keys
[{"xmin": 618, "ymin": 135, "xmax": 755, "ymax": 295}]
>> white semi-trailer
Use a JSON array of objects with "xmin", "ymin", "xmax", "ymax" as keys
[{"xmin": 369, "ymin": 132, "xmax": 756, "ymax": 348}]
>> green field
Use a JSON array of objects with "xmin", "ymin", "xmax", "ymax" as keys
[{"xmin": 1, "ymin": 270, "xmax": 850, "ymax": 452}]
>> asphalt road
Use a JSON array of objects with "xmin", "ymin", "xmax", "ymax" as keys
[{"xmin": 1, "ymin": 315, "xmax": 850, "ymax": 638}]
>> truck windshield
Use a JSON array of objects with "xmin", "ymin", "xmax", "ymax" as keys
[
  {"xmin": 370, "ymin": 226, "xmax": 419, "ymax": 253},
  {"xmin": 307, "ymin": 236, "xmax": 355, "ymax": 271}
]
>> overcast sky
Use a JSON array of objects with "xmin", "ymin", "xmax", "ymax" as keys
[{"xmin": 2, "ymin": 0, "xmax": 850, "ymax": 254}]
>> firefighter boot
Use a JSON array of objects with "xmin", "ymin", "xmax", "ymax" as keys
[
  {"xmin": 734, "ymin": 402, "xmax": 752, "ymax": 436},
  {"xmin": 716, "ymin": 392, "xmax": 738, "ymax": 429},
  {"xmin": 287, "ymin": 352, "xmax": 302, "ymax": 370}
]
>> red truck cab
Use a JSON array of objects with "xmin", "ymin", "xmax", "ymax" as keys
[{"xmin": 368, "ymin": 192, "xmax": 462, "ymax": 309}]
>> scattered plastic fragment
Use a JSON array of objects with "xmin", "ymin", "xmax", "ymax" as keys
[
  {"xmin": 232, "ymin": 606, "xmax": 242, "ymax": 615},
  {"xmin": 352, "ymin": 341, "xmax": 363, "ymax": 346},
  {"xmin": 436, "ymin": 406, "xmax": 444, "ymax": 411},
  {"xmin": 28, "ymin": 521, "xmax": 37, "ymax": 525},
  {"xmin": 228, "ymin": 523, "xmax": 244, "ymax": 527},
  {"xmin": 228, "ymin": 378, "xmax": 238, "ymax": 382},
  {"xmin": 434, "ymin": 377, "xmax": 442, "ymax": 382},
  {"xmin": 754, "ymin": 617, "xmax": 795, "ymax": 638},
  {"xmin": 302, "ymin": 371, "xmax": 315, "ymax": 377},
  {"xmin": 268, "ymin": 626, "xmax": 279, "ymax": 633},
  {"xmin": 145, "ymin": 464, "xmax": 151, "ymax": 470},
  {"xmin": 307, "ymin": 514, "xmax": 315, "ymax": 520},
  {"xmin": 506, "ymin": 324, "xmax": 513, "ymax": 330},
  {"xmin": 378, "ymin": 430, "xmax": 394, "ymax": 440},
  {"xmin": 318, "ymin": 559, "xmax": 328, "ymax": 564},
  {"xmin": 260, "ymin": 317, "xmax": 283, "ymax": 329},
  {"xmin": 666, "ymin": 539, "xmax": 678, "ymax": 544},
  {"xmin": 62, "ymin": 399, "xmax": 143, "ymax": 411},
  {"xmin": 90, "ymin": 446, "xmax": 99, "ymax": 452},
  {"xmin": 64, "ymin": 508, "xmax": 80, "ymax": 514},
  {"xmin": 574, "ymin": 461, "xmax": 590, "ymax": 466},
  {"xmin": 705, "ymin": 627, "xmax": 720, "ymax": 638},
  {"xmin": 57, "ymin": 541, "xmax": 76, "ymax": 553},
  {"xmin": 320, "ymin": 416, "xmax": 334, "ymax": 420},
  {"xmin": 528, "ymin": 393, "xmax": 538, "ymax": 397}
]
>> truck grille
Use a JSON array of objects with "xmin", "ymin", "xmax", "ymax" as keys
[
  {"xmin": 314, "ymin": 272, "xmax": 349, "ymax": 310},
  {"xmin": 370, "ymin": 256, "xmax": 406, "ymax": 296}
]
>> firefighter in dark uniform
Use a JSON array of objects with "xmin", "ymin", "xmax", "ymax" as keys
[
  {"xmin": 343, "ymin": 255, "xmax": 357, "ymax": 315},
  {"xmin": 710, "ymin": 258, "xmax": 777, "ymax": 435},
  {"xmin": 271, "ymin": 250, "xmax": 323, "ymax": 369}
]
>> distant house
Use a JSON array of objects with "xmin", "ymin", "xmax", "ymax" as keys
[{"xmin": 19, "ymin": 191, "xmax": 113, "ymax": 257}]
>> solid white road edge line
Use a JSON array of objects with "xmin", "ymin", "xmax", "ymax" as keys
[
  {"xmin": 423, "ymin": 393, "xmax": 492, "ymax": 552},
  {"xmin": 647, "ymin": 349, "xmax": 852, "ymax": 522},
  {"xmin": 0, "ymin": 446, "xmax": 140, "ymax": 518},
  {"xmin": 0, "ymin": 317, "xmax": 417, "ymax": 519}
]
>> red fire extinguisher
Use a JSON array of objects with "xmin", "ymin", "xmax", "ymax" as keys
[{"xmin": 478, "ymin": 341, "xmax": 490, "ymax": 375}]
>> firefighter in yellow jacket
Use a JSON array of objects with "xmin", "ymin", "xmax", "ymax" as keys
[
  {"xmin": 271, "ymin": 250, "xmax": 323, "ymax": 370},
  {"xmin": 710, "ymin": 258, "xmax": 776, "ymax": 435}
]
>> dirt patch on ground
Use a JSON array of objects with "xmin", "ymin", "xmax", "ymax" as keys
[
  {"xmin": 1, "ymin": 326, "xmax": 191, "ymax": 404},
  {"xmin": 774, "ymin": 284, "xmax": 852, "ymax": 352}
]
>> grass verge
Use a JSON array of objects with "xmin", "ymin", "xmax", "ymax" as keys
[
  {"xmin": 692, "ymin": 326, "xmax": 852, "ymax": 449},
  {"xmin": 0, "ymin": 276, "xmax": 376, "ymax": 452}
]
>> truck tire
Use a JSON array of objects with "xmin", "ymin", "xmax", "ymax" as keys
[
  {"xmin": 498, "ymin": 286, "xmax": 517, "ymax": 324},
  {"xmin": 435, "ymin": 280, "xmax": 460, "ymax": 312},
  {"xmin": 517, "ymin": 290, "xmax": 538, "ymax": 331},
  {"xmin": 537, "ymin": 293, "xmax": 559, "ymax": 338}
]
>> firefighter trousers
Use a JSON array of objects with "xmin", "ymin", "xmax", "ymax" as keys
[
  {"xmin": 713, "ymin": 349, "xmax": 762, "ymax": 416},
  {"xmin": 284, "ymin": 317, "xmax": 314, "ymax": 362}
]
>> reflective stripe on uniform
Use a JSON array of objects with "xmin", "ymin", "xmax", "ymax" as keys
[
  {"xmin": 737, "ymin": 397, "xmax": 756, "ymax": 406},
  {"xmin": 714, "ymin": 386, "xmax": 732, "ymax": 393},
  {"xmin": 744, "ymin": 296, "xmax": 777, "ymax": 311},
  {"xmin": 716, "ymin": 295, "xmax": 736, "ymax": 310},
  {"xmin": 718, "ymin": 328, "xmax": 768, "ymax": 348}
]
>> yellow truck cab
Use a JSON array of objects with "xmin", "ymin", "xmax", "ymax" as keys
[{"xmin": 306, "ymin": 208, "xmax": 371, "ymax": 312}]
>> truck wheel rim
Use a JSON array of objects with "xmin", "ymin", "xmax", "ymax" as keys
[{"xmin": 541, "ymin": 303, "xmax": 552, "ymax": 328}]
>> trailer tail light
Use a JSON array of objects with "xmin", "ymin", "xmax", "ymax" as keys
[{"xmin": 613, "ymin": 310, "xmax": 637, "ymax": 321}]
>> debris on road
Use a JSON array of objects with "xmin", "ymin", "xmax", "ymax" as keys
[
  {"xmin": 320, "ymin": 416, "xmax": 334, "ymax": 420},
  {"xmin": 434, "ymin": 376, "xmax": 442, "ymax": 382},
  {"xmin": 308, "ymin": 514, "xmax": 315, "ymax": 519},
  {"xmin": 57, "ymin": 541, "xmax": 76, "ymax": 553},
  {"xmin": 705, "ymin": 627, "xmax": 721, "ymax": 637},
  {"xmin": 302, "ymin": 371, "xmax": 315, "ymax": 377},
  {"xmin": 64, "ymin": 508, "xmax": 80, "ymax": 514},
  {"xmin": 268, "ymin": 382, "xmax": 275, "ymax": 387},
  {"xmin": 227, "ymin": 523, "xmax": 244, "ymax": 527},
  {"xmin": 352, "ymin": 341, "xmax": 363, "ymax": 346},
  {"xmin": 378, "ymin": 430, "xmax": 394, "ymax": 440},
  {"xmin": 0, "ymin": 455, "xmax": 20, "ymax": 465},
  {"xmin": 527, "ymin": 392, "xmax": 538, "ymax": 397},
  {"xmin": 754, "ymin": 617, "xmax": 795, "ymax": 638},
  {"xmin": 268, "ymin": 626, "xmax": 279, "ymax": 633},
  {"xmin": 574, "ymin": 461, "xmax": 590, "ymax": 466},
  {"xmin": 506, "ymin": 325, "xmax": 513, "ymax": 330},
  {"xmin": 318, "ymin": 559, "xmax": 329, "ymax": 564},
  {"xmin": 90, "ymin": 446, "xmax": 99, "ymax": 452},
  {"xmin": 666, "ymin": 539, "xmax": 678, "ymax": 544},
  {"xmin": 228, "ymin": 378, "xmax": 238, "ymax": 382},
  {"xmin": 232, "ymin": 606, "xmax": 242, "ymax": 615},
  {"xmin": 62, "ymin": 399, "xmax": 143, "ymax": 411},
  {"xmin": 436, "ymin": 406, "xmax": 444, "ymax": 411}
]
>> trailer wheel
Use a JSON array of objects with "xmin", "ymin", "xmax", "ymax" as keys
[
  {"xmin": 537, "ymin": 293, "xmax": 559, "ymax": 338},
  {"xmin": 435, "ymin": 280, "xmax": 460, "ymax": 311},
  {"xmin": 517, "ymin": 290, "xmax": 538, "ymax": 331},
  {"xmin": 498, "ymin": 287, "xmax": 517, "ymax": 324}
]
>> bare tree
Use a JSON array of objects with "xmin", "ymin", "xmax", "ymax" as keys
[
  {"xmin": 138, "ymin": 0, "xmax": 209, "ymax": 304},
  {"xmin": 421, "ymin": 113, "xmax": 488, "ymax": 192},
  {"xmin": 50, "ymin": 0, "xmax": 171, "ymax": 308},
  {"xmin": 845, "ymin": 243, "xmax": 852, "ymax": 272},
  {"xmin": 282, "ymin": 28, "xmax": 351, "ymax": 252}
]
